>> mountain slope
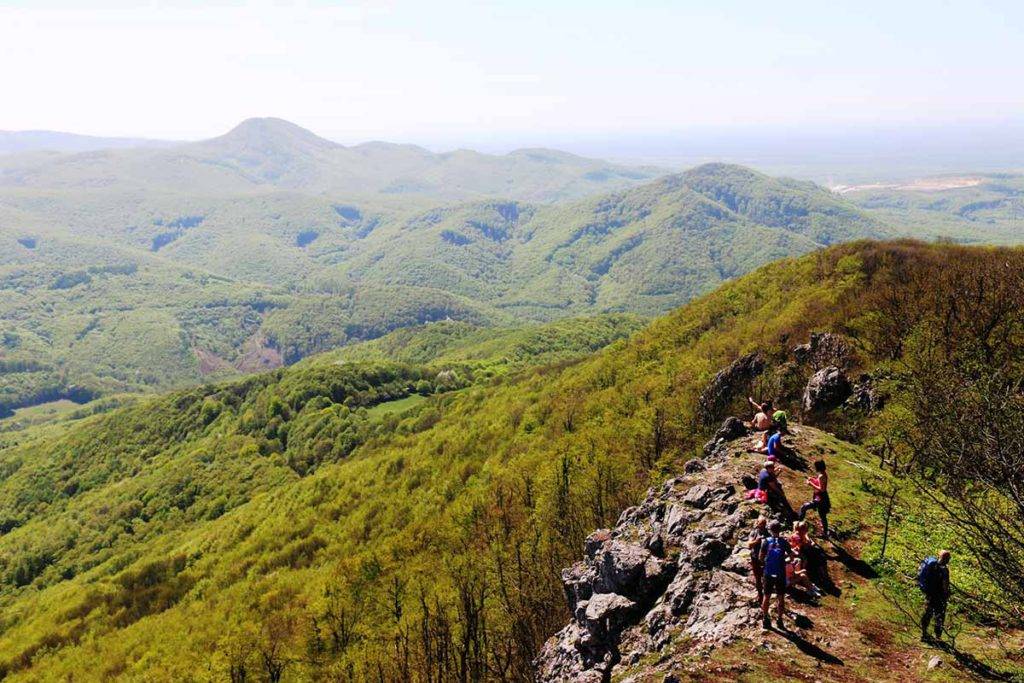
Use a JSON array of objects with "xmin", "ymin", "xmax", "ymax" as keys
[
  {"xmin": 0, "ymin": 224, "xmax": 500, "ymax": 416},
  {"xmin": 0, "ymin": 241, "xmax": 1020, "ymax": 680},
  {"xmin": 329, "ymin": 164, "xmax": 891, "ymax": 316}
]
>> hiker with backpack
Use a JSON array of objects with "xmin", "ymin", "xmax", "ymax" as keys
[
  {"xmin": 918, "ymin": 550, "xmax": 951, "ymax": 641},
  {"xmin": 759, "ymin": 520, "xmax": 794, "ymax": 629},
  {"xmin": 798, "ymin": 459, "xmax": 831, "ymax": 539}
]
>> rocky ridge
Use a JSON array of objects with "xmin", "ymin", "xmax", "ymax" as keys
[{"xmin": 535, "ymin": 424, "xmax": 775, "ymax": 682}]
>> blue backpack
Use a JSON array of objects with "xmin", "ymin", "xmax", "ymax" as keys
[
  {"xmin": 917, "ymin": 556, "xmax": 938, "ymax": 592},
  {"xmin": 764, "ymin": 536, "xmax": 788, "ymax": 577}
]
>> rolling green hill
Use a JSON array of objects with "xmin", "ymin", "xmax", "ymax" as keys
[
  {"xmin": 842, "ymin": 173, "xmax": 1024, "ymax": 244},
  {"xmin": 1, "ymin": 149, "xmax": 894, "ymax": 415},
  {"xmin": 0, "ymin": 241, "xmax": 1020, "ymax": 681}
]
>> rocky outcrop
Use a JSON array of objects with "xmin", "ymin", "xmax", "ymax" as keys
[
  {"xmin": 846, "ymin": 373, "xmax": 885, "ymax": 412},
  {"xmin": 792, "ymin": 332, "xmax": 851, "ymax": 370},
  {"xmin": 702, "ymin": 416, "xmax": 748, "ymax": 456},
  {"xmin": 802, "ymin": 366, "xmax": 852, "ymax": 413},
  {"xmin": 535, "ymin": 442, "xmax": 769, "ymax": 682},
  {"xmin": 697, "ymin": 353, "xmax": 764, "ymax": 425}
]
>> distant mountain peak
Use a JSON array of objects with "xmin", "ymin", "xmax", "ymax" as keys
[{"xmin": 211, "ymin": 117, "xmax": 341, "ymax": 152}]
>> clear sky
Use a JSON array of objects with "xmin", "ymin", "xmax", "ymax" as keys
[{"xmin": 1, "ymin": 0, "xmax": 1021, "ymax": 145}]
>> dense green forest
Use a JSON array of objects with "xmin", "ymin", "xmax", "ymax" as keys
[
  {"xmin": 5, "ymin": 119, "xmax": 1021, "ymax": 421},
  {"xmin": 2, "ymin": 129, "xmax": 902, "ymax": 416},
  {"xmin": 1, "ymin": 241, "xmax": 1021, "ymax": 680}
]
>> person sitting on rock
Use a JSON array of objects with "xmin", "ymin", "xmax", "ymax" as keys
[
  {"xmin": 787, "ymin": 521, "xmax": 824, "ymax": 598},
  {"xmin": 759, "ymin": 520, "xmax": 794, "ymax": 629},
  {"xmin": 772, "ymin": 408, "xmax": 789, "ymax": 434},
  {"xmin": 789, "ymin": 520, "xmax": 810, "ymax": 554},
  {"xmin": 748, "ymin": 396, "xmax": 773, "ymax": 430},
  {"xmin": 750, "ymin": 423, "xmax": 786, "ymax": 459},
  {"xmin": 747, "ymin": 516, "xmax": 769, "ymax": 604},
  {"xmin": 747, "ymin": 397, "xmax": 774, "ymax": 448},
  {"xmin": 798, "ymin": 459, "xmax": 831, "ymax": 539},
  {"xmin": 757, "ymin": 461, "xmax": 795, "ymax": 520},
  {"xmin": 785, "ymin": 554, "xmax": 823, "ymax": 600}
]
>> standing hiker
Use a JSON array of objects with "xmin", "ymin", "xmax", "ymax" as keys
[
  {"xmin": 919, "ymin": 550, "xmax": 951, "ymax": 641},
  {"xmin": 798, "ymin": 459, "xmax": 831, "ymax": 538},
  {"xmin": 759, "ymin": 520, "xmax": 793, "ymax": 630},
  {"xmin": 748, "ymin": 516, "xmax": 769, "ymax": 604}
]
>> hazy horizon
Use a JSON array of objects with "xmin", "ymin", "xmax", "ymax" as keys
[
  {"xmin": 5, "ymin": 116, "xmax": 1021, "ymax": 184},
  {"xmin": 3, "ymin": 1, "xmax": 1022, "ymax": 140}
]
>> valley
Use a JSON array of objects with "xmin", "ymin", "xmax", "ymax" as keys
[{"xmin": 0, "ymin": 119, "xmax": 917, "ymax": 417}]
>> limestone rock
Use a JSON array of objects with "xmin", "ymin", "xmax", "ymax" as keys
[
  {"xmin": 697, "ymin": 353, "xmax": 764, "ymax": 425},
  {"xmin": 536, "ymin": 454, "xmax": 766, "ymax": 681},
  {"xmin": 802, "ymin": 366, "xmax": 852, "ymax": 413}
]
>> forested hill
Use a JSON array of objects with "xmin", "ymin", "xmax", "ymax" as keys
[
  {"xmin": 1, "ymin": 241, "xmax": 1021, "ymax": 680},
  {"xmin": 0, "ymin": 160, "xmax": 889, "ymax": 417}
]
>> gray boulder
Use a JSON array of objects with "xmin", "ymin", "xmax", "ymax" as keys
[
  {"xmin": 584, "ymin": 593, "xmax": 638, "ymax": 638},
  {"xmin": 697, "ymin": 354, "xmax": 764, "ymax": 425},
  {"xmin": 802, "ymin": 365, "xmax": 852, "ymax": 413}
]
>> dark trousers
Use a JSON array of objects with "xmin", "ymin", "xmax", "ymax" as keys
[
  {"xmin": 798, "ymin": 498, "xmax": 829, "ymax": 537},
  {"xmin": 751, "ymin": 560, "xmax": 764, "ymax": 601},
  {"xmin": 767, "ymin": 489, "xmax": 795, "ymax": 521},
  {"xmin": 922, "ymin": 594, "xmax": 947, "ymax": 638}
]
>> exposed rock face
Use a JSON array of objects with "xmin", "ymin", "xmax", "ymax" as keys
[
  {"xmin": 802, "ymin": 366, "xmax": 852, "ymax": 413},
  {"xmin": 846, "ymin": 373, "xmax": 885, "ymax": 412},
  {"xmin": 792, "ymin": 332, "xmax": 851, "ymax": 370},
  {"xmin": 535, "ymin": 444, "xmax": 767, "ymax": 682},
  {"xmin": 697, "ymin": 353, "xmax": 764, "ymax": 425},
  {"xmin": 702, "ymin": 416, "xmax": 748, "ymax": 456}
]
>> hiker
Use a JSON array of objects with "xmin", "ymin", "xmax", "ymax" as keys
[
  {"xmin": 747, "ymin": 397, "xmax": 774, "ymax": 449},
  {"xmin": 759, "ymin": 520, "xmax": 793, "ymax": 629},
  {"xmin": 747, "ymin": 516, "xmax": 769, "ymax": 603},
  {"xmin": 757, "ymin": 461, "xmax": 795, "ymax": 520},
  {"xmin": 752, "ymin": 421, "xmax": 785, "ymax": 458},
  {"xmin": 787, "ymin": 521, "xmax": 824, "ymax": 598},
  {"xmin": 772, "ymin": 408, "xmax": 789, "ymax": 434},
  {"xmin": 798, "ymin": 459, "xmax": 831, "ymax": 538},
  {"xmin": 919, "ymin": 550, "xmax": 951, "ymax": 641},
  {"xmin": 748, "ymin": 396, "xmax": 773, "ymax": 432}
]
